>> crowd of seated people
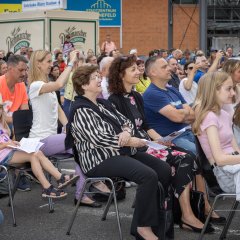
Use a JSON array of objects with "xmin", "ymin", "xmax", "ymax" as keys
[{"xmin": 1, "ymin": 45, "xmax": 240, "ymax": 239}]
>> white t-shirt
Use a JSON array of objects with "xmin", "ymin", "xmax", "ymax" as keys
[
  {"xmin": 29, "ymin": 81, "xmax": 58, "ymax": 139},
  {"xmin": 179, "ymin": 77, "xmax": 198, "ymax": 104},
  {"xmin": 101, "ymin": 77, "xmax": 110, "ymax": 100}
]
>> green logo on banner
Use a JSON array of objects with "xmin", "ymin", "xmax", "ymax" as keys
[
  {"xmin": 14, "ymin": 41, "xmax": 30, "ymax": 53},
  {"xmin": 59, "ymin": 26, "xmax": 87, "ymax": 45},
  {"xmin": 71, "ymin": 37, "xmax": 86, "ymax": 44},
  {"xmin": 6, "ymin": 27, "xmax": 31, "ymax": 53}
]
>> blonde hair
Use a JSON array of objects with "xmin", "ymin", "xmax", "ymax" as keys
[
  {"xmin": 222, "ymin": 59, "xmax": 240, "ymax": 76},
  {"xmin": 0, "ymin": 105, "xmax": 11, "ymax": 136},
  {"xmin": 192, "ymin": 71, "xmax": 230, "ymax": 135},
  {"xmin": 28, "ymin": 50, "xmax": 51, "ymax": 84}
]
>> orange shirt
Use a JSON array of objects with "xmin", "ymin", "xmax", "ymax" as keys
[{"xmin": 0, "ymin": 75, "xmax": 28, "ymax": 117}]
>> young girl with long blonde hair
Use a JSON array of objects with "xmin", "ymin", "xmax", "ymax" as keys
[{"xmin": 193, "ymin": 71, "xmax": 240, "ymax": 200}]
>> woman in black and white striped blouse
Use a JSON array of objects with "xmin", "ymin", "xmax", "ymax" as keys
[{"xmin": 66, "ymin": 64, "xmax": 171, "ymax": 240}]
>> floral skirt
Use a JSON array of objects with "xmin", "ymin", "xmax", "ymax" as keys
[{"xmin": 147, "ymin": 146, "xmax": 197, "ymax": 198}]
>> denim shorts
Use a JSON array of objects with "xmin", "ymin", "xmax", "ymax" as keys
[{"xmin": 0, "ymin": 150, "xmax": 15, "ymax": 166}]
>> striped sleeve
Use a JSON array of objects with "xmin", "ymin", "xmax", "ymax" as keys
[{"xmin": 72, "ymin": 108, "xmax": 120, "ymax": 149}]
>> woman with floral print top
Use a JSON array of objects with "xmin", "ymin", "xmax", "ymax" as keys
[{"xmin": 108, "ymin": 55, "xmax": 214, "ymax": 233}]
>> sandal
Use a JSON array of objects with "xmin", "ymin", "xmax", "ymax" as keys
[
  {"xmin": 57, "ymin": 174, "xmax": 79, "ymax": 189},
  {"xmin": 42, "ymin": 185, "xmax": 67, "ymax": 199}
]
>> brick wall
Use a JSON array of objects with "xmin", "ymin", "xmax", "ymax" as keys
[
  {"xmin": 173, "ymin": 4, "xmax": 199, "ymax": 51},
  {"xmin": 99, "ymin": 1, "xmax": 200, "ymax": 56}
]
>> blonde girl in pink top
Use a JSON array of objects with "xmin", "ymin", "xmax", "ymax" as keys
[{"xmin": 193, "ymin": 71, "xmax": 240, "ymax": 200}]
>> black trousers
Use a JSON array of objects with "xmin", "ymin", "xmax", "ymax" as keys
[{"xmin": 87, "ymin": 152, "xmax": 171, "ymax": 228}]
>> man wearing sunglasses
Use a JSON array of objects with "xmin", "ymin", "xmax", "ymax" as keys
[{"xmin": 179, "ymin": 61, "xmax": 200, "ymax": 105}]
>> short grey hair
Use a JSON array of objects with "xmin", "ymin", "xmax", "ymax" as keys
[
  {"xmin": 145, "ymin": 56, "xmax": 162, "ymax": 77},
  {"xmin": 7, "ymin": 55, "xmax": 28, "ymax": 66},
  {"xmin": 99, "ymin": 56, "xmax": 114, "ymax": 71}
]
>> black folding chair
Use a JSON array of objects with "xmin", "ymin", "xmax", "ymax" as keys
[
  {"xmin": 12, "ymin": 109, "xmax": 73, "ymax": 213},
  {"xmin": 66, "ymin": 146, "xmax": 123, "ymax": 240}
]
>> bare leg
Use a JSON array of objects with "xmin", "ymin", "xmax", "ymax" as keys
[
  {"xmin": 92, "ymin": 181, "xmax": 110, "ymax": 193},
  {"xmin": 9, "ymin": 151, "xmax": 51, "ymax": 189},
  {"xmin": 179, "ymin": 183, "xmax": 204, "ymax": 228},
  {"xmin": 196, "ymin": 174, "xmax": 220, "ymax": 218},
  {"xmin": 34, "ymin": 151, "xmax": 61, "ymax": 180},
  {"xmin": 137, "ymin": 227, "xmax": 158, "ymax": 240}
]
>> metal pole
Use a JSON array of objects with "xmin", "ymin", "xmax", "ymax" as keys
[
  {"xmin": 168, "ymin": 0, "xmax": 173, "ymax": 49},
  {"xmin": 199, "ymin": 0, "xmax": 207, "ymax": 55},
  {"xmin": 120, "ymin": 0, "xmax": 123, "ymax": 49}
]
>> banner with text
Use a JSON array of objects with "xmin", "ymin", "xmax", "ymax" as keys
[
  {"xmin": 68, "ymin": 0, "xmax": 121, "ymax": 27},
  {"xmin": 0, "ymin": 4, "xmax": 21, "ymax": 13},
  {"xmin": 0, "ymin": 20, "xmax": 44, "ymax": 54}
]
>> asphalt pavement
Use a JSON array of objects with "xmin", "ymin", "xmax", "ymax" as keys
[{"xmin": 0, "ymin": 160, "xmax": 240, "ymax": 240}]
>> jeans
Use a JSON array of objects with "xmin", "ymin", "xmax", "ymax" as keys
[
  {"xmin": 63, "ymin": 98, "xmax": 72, "ymax": 120},
  {"xmin": 172, "ymin": 129, "xmax": 196, "ymax": 155},
  {"xmin": 0, "ymin": 210, "xmax": 3, "ymax": 224}
]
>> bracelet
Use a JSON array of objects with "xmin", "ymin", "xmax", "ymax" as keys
[
  {"xmin": 67, "ymin": 62, "xmax": 74, "ymax": 68},
  {"xmin": 123, "ymin": 128, "xmax": 132, "ymax": 135}
]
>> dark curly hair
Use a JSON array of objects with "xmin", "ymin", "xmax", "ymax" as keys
[
  {"xmin": 72, "ymin": 65, "xmax": 98, "ymax": 95},
  {"xmin": 108, "ymin": 55, "xmax": 136, "ymax": 94}
]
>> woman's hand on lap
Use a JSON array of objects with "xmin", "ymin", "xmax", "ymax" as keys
[{"xmin": 118, "ymin": 131, "xmax": 131, "ymax": 146}]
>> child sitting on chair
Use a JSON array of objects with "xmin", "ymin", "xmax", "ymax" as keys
[
  {"xmin": 193, "ymin": 71, "xmax": 240, "ymax": 200},
  {"xmin": 0, "ymin": 102, "xmax": 79, "ymax": 198}
]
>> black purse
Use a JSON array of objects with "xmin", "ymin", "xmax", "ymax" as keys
[
  {"xmin": 190, "ymin": 189, "xmax": 205, "ymax": 222},
  {"xmin": 173, "ymin": 176, "xmax": 205, "ymax": 224},
  {"xmin": 131, "ymin": 183, "xmax": 174, "ymax": 240},
  {"xmin": 156, "ymin": 183, "xmax": 174, "ymax": 240}
]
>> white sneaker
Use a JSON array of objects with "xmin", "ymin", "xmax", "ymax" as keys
[
  {"xmin": 130, "ymin": 182, "xmax": 137, "ymax": 187},
  {"xmin": 125, "ymin": 181, "xmax": 131, "ymax": 188}
]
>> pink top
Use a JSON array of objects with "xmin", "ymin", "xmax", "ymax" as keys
[
  {"xmin": 101, "ymin": 41, "xmax": 116, "ymax": 54},
  {"xmin": 198, "ymin": 110, "xmax": 234, "ymax": 161},
  {"xmin": 0, "ymin": 124, "xmax": 12, "ymax": 163}
]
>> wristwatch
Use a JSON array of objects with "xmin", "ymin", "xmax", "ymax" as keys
[{"xmin": 67, "ymin": 62, "xmax": 74, "ymax": 68}]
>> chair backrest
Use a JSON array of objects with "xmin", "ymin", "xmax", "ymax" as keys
[
  {"xmin": 12, "ymin": 109, "xmax": 33, "ymax": 141},
  {"xmin": 195, "ymin": 136, "xmax": 219, "ymax": 188}
]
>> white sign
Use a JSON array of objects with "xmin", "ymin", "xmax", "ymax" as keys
[
  {"xmin": 0, "ymin": 20, "xmax": 44, "ymax": 54},
  {"xmin": 22, "ymin": 0, "xmax": 66, "ymax": 12},
  {"xmin": 50, "ymin": 20, "xmax": 97, "ymax": 54}
]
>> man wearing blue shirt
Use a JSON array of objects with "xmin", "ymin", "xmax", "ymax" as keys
[
  {"xmin": 143, "ymin": 56, "xmax": 196, "ymax": 154},
  {"xmin": 194, "ymin": 52, "xmax": 223, "ymax": 83}
]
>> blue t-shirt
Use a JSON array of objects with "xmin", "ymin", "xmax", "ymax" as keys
[
  {"xmin": 143, "ymin": 83, "xmax": 187, "ymax": 136},
  {"xmin": 194, "ymin": 69, "xmax": 205, "ymax": 84}
]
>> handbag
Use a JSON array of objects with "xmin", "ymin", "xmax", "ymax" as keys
[
  {"xmin": 173, "ymin": 176, "xmax": 205, "ymax": 224},
  {"xmin": 130, "ymin": 183, "xmax": 174, "ymax": 240},
  {"xmin": 190, "ymin": 189, "xmax": 205, "ymax": 222},
  {"xmin": 156, "ymin": 183, "xmax": 174, "ymax": 240}
]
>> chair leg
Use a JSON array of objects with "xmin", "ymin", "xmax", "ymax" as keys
[
  {"xmin": 6, "ymin": 170, "xmax": 16, "ymax": 227},
  {"xmin": 198, "ymin": 195, "xmax": 220, "ymax": 240},
  {"xmin": 101, "ymin": 192, "xmax": 113, "ymax": 221},
  {"xmin": 219, "ymin": 200, "xmax": 239, "ymax": 240},
  {"xmin": 102, "ymin": 178, "xmax": 123, "ymax": 240},
  {"xmin": 8, "ymin": 170, "xmax": 21, "ymax": 207},
  {"xmin": 48, "ymin": 197, "xmax": 55, "ymax": 213},
  {"xmin": 112, "ymin": 183, "xmax": 123, "ymax": 240},
  {"xmin": 66, "ymin": 179, "xmax": 88, "ymax": 235}
]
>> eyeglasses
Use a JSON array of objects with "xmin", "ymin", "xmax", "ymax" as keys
[{"xmin": 188, "ymin": 66, "xmax": 194, "ymax": 70}]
